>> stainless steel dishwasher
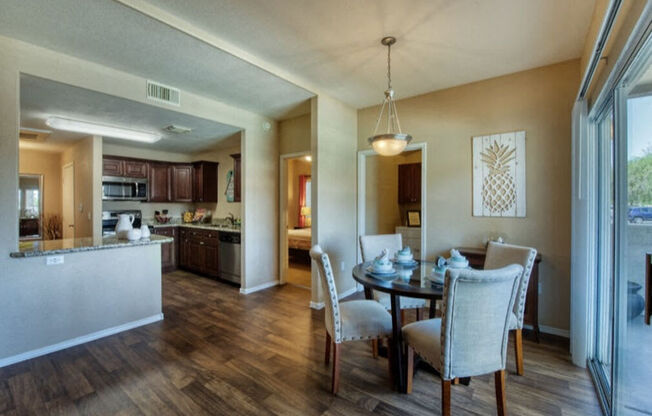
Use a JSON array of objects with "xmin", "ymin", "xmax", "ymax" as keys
[{"xmin": 218, "ymin": 231, "xmax": 241, "ymax": 285}]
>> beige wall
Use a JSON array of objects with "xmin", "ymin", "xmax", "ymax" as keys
[
  {"xmin": 287, "ymin": 158, "xmax": 311, "ymax": 229},
  {"xmin": 18, "ymin": 148, "xmax": 63, "ymax": 221},
  {"xmin": 311, "ymin": 95, "xmax": 358, "ymax": 303},
  {"xmin": 194, "ymin": 142, "xmax": 243, "ymax": 220},
  {"xmin": 280, "ymin": 113, "xmax": 311, "ymax": 155},
  {"xmin": 358, "ymin": 60, "xmax": 580, "ymax": 332},
  {"xmin": 365, "ymin": 150, "xmax": 421, "ymax": 235},
  {"xmin": 61, "ymin": 136, "xmax": 102, "ymax": 239}
]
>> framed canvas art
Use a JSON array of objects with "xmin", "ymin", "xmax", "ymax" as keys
[{"xmin": 472, "ymin": 131, "xmax": 526, "ymax": 217}]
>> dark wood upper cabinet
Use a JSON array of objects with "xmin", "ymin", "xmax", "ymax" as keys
[
  {"xmin": 103, "ymin": 157, "xmax": 124, "ymax": 176},
  {"xmin": 172, "ymin": 164, "xmax": 194, "ymax": 202},
  {"xmin": 148, "ymin": 162, "xmax": 171, "ymax": 202},
  {"xmin": 124, "ymin": 160, "xmax": 148, "ymax": 178},
  {"xmin": 398, "ymin": 163, "xmax": 421, "ymax": 204},
  {"xmin": 193, "ymin": 161, "xmax": 218, "ymax": 203},
  {"xmin": 231, "ymin": 153, "xmax": 241, "ymax": 203}
]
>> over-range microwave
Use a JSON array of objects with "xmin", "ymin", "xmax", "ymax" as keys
[{"xmin": 102, "ymin": 176, "xmax": 148, "ymax": 201}]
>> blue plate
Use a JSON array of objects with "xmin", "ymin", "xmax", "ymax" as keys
[
  {"xmin": 366, "ymin": 266, "xmax": 396, "ymax": 276},
  {"xmin": 393, "ymin": 258, "xmax": 418, "ymax": 267}
]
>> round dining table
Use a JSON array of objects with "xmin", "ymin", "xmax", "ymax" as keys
[{"xmin": 352, "ymin": 260, "xmax": 445, "ymax": 393}]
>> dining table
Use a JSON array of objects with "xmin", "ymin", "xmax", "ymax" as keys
[{"xmin": 352, "ymin": 259, "xmax": 446, "ymax": 393}]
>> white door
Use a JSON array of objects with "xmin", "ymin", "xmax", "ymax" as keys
[{"xmin": 62, "ymin": 163, "xmax": 75, "ymax": 239}]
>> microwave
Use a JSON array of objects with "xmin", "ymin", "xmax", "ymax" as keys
[{"xmin": 102, "ymin": 176, "xmax": 148, "ymax": 201}]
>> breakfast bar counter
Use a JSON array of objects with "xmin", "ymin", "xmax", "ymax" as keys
[{"xmin": 10, "ymin": 235, "xmax": 173, "ymax": 258}]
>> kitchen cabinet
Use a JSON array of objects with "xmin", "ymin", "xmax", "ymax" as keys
[
  {"xmin": 231, "ymin": 153, "xmax": 241, "ymax": 202},
  {"xmin": 398, "ymin": 163, "xmax": 421, "ymax": 203},
  {"xmin": 103, "ymin": 156, "xmax": 147, "ymax": 178},
  {"xmin": 193, "ymin": 161, "xmax": 218, "ymax": 203},
  {"xmin": 179, "ymin": 228, "xmax": 220, "ymax": 278},
  {"xmin": 152, "ymin": 226, "xmax": 178, "ymax": 273},
  {"xmin": 124, "ymin": 160, "xmax": 148, "ymax": 178},
  {"xmin": 148, "ymin": 162, "xmax": 171, "ymax": 202},
  {"xmin": 172, "ymin": 164, "xmax": 194, "ymax": 202},
  {"xmin": 103, "ymin": 157, "xmax": 124, "ymax": 176}
]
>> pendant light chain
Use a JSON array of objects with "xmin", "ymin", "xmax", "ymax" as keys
[{"xmin": 387, "ymin": 42, "xmax": 392, "ymax": 91}]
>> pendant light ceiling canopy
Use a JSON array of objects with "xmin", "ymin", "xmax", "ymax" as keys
[{"xmin": 368, "ymin": 36, "xmax": 412, "ymax": 156}]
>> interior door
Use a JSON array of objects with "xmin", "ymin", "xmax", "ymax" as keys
[{"xmin": 62, "ymin": 163, "xmax": 75, "ymax": 239}]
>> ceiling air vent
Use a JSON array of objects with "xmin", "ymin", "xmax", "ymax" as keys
[
  {"xmin": 163, "ymin": 125, "xmax": 192, "ymax": 134},
  {"xmin": 146, "ymin": 80, "xmax": 180, "ymax": 106}
]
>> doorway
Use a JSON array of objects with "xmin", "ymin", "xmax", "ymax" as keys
[
  {"xmin": 62, "ymin": 163, "xmax": 74, "ymax": 239},
  {"xmin": 279, "ymin": 152, "xmax": 312, "ymax": 289},
  {"xmin": 357, "ymin": 143, "xmax": 427, "ymax": 263}
]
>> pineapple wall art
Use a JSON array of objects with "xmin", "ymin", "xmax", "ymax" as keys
[{"xmin": 472, "ymin": 131, "xmax": 526, "ymax": 217}]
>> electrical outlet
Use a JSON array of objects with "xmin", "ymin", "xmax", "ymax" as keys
[{"xmin": 46, "ymin": 255, "xmax": 64, "ymax": 265}]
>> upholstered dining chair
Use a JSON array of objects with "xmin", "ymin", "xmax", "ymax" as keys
[
  {"xmin": 484, "ymin": 241, "xmax": 537, "ymax": 376},
  {"xmin": 402, "ymin": 265, "xmax": 523, "ymax": 416},
  {"xmin": 310, "ymin": 245, "xmax": 393, "ymax": 394},
  {"xmin": 359, "ymin": 234, "xmax": 428, "ymax": 357}
]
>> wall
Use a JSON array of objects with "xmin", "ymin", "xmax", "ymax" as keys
[
  {"xmin": 311, "ymin": 95, "xmax": 358, "ymax": 303},
  {"xmin": 61, "ymin": 136, "xmax": 102, "ymax": 239},
  {"xmin": 279, "ymin": 113, "xmax": 311, "ymax": 155},
  {"xmin": 18, "ymin": 148, "xmax": 63, "ymax": 221},
  {"xmin": 358, "ymin": 60, "xmax": 580, "ymax": 332},
  {"xmin": 0, "ymin": 34, "xmax": 278, "ymax": 362},
  {"xmin": 365, "ymin": 150, "xmax": 421, "ymax": 235},
  {"xmin": 194, "ymin": 141, "xmax": 243, "ymax": 220},
  {"xmin": 287, "ymin": 158, "xmax": 311, "ymax": 229}
]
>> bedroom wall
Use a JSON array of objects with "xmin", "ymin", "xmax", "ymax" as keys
[
  {"xmin": 358, "ymin": 59, "xmax": 580, "ymax": 334},
  {"xmin": 287, "ymin": 158, "xmax": 311, "ymax": 230}
]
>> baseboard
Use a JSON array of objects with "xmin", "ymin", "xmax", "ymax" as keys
[
  {"xmin": 239, "ymin": 280, "xmax": 279, "ymax": 294},
  {"xmin": 0, "ymin": 313, "xmax": 164, "ymax": 368},
  {"xmin": 524, "ymin": 324, "xmax": 570, "ymax": 338},
  {"xmin": 309, "ymin": 301, "xmax": 324, "ymax": 310}
]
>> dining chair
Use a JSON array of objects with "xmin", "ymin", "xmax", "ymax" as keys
[
  {"xmin": 484, "ymin": 241, "xmax": 537, "ymax": 376},
  {"xmin": 402, "ymin": 265, "xmax": 522, "ymax": 416},
  {"xmin": 310, "ymin": 245, "xmax": 393, "ymax": 394},
  {"xmin": 359, "ymin": 234, "xmax": 428, "ymax": 357}
]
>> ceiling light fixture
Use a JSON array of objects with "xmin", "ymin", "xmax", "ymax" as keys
[
  {"xmin": 368, "ymin": 36, "xmax": 412, "ymax": 156},
  {"xmin": 45, "ymin": 116, "xmax": 161, "ymax": 143}
]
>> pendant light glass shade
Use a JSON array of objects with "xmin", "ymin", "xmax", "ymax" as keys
[{"xmin": 368, "ymin": 36, "xmax": 412, "ymax": 156}]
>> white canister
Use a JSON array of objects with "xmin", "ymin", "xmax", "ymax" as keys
[
  {"xmin": 127, "ymin": 228, "xmax": 142, "ymax": 241},
  {"xmin": 140, "ymin": 224, "xmax": 151, "ymax": 239}
]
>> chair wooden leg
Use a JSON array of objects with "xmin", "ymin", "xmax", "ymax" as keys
[
  {"xmin": 371, "ymin": 339, "xmax": 379, "ymax": 358},
  {"xmin": 331, "ymin": 342, "xmax": 341, "ymax": 394},
  {"xmin": 514, "ymin": 329, "xmax": 524, "ymax": 376},
  {"xmin": 452, "ymin": 378, "xmax": 459, "ymax": 385},
  {"xmin": 406, "ymin": 346, "xmax": 414, "ymax": 394},
  {"xmin": 401, "ymin": 309, "xmax": 406, "ymax": 325},
  {"xmin": 325, "ymin": 331, "xmax": 331, "ymax": 365},
  {"xmin": 441, "ymin": 378, "xmax": 451, "ymax": 416},
  {"xmin": 416, "ymin": 307, "xmax": 423, "ymax": 321},
  {"xmin": 495, "ymin": 369, "xmax": 507, "ymax": 416}
]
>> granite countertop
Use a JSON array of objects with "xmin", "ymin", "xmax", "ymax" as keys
[
  {"xmin": 11, "ymin": 235, "xmax": 173, "ymax": 258},
  {"xmin": 147, "ymin": 222, "xmax": 241, "ymax": 233}
]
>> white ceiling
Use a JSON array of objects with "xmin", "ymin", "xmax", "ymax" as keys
[
  {"xmin": 0, "ymin": 0, "xmax": 314, "ymax": 119},
  {"xmin": 2, "ymin": 0, "xmax": 596, "ymax": 117},
  {"xmin": 20, "ymin": 75, "xmax": 241, "ymax": 153},
  {"xmin": 146, "ymin": 0, "xmax": 597, "ymax": 108}
]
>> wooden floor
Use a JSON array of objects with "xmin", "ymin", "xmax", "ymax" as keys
[{"xmin": 0, "ymin": 270, "xmax": 602, "ymax": 415}]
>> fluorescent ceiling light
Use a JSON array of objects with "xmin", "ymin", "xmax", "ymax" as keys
[{"xmin": 45, "ymin": 116, "xmax": 161, "ymax": 143}]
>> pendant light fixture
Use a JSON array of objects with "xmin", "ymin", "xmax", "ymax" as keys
[{"xmin": 368, "ymin": 36, "xmax": 412, "ymax": 156}]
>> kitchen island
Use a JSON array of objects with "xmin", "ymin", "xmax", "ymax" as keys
[{"xmin": 11, "ymin": 234, "xmax": 172, "ymax": 257}]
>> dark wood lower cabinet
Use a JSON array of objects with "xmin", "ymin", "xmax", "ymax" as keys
[
  {"xmin": 151, "ymin": 226, "xmax": 178, "ymax": 273},
  {"xmin": 178, "ymin": 228, "xmax": 220, "ymax": 278}
]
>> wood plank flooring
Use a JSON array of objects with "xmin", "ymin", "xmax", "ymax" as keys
[{"xmin": 0, "ymin": 270, "xmax": 602, "ymax": 415}]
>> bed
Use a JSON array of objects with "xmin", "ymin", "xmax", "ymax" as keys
[{"xmin": 288, "ymin": 228, "xmax": 311, "ymax": 264}]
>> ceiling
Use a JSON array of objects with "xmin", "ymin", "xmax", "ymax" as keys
[
  {"xmin": 0, "ymin": 0, "xmax": 314, "ymax": 119},
  {"xmin": 145, "ymin": 0, "xmax": 596, "ymax": 108},
  {"xmin": 1, "ymin": 0, "xmax": 596, "ymax": 117},
  {"xmin": 20, "ymin": 75, "xmax": 241, "ymax": 153}
]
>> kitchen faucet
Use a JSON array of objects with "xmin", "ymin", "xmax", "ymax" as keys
[{"xmin": 226, "ymin": 212, "xmax": 235, "ymax": 227}]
